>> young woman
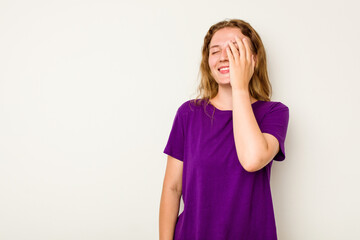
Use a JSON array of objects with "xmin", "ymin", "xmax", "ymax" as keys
[{"xmin": 159, "ymin": 19, "xmax": 290, "ymax": 240}]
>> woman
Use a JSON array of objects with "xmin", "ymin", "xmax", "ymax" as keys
[{"xmin": 159, "ymin": 19, "xmax": 290, "ymax": 240}]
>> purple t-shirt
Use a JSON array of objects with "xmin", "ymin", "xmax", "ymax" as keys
[{"xmin": 163, "ymin": 99, "xmax": 290, "ymax": 240}]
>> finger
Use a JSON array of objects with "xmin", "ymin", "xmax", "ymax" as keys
[
  {"xmin": 226, "ymin": 46, "xmax": 234, "ymax": 63},
  {"xmin": 228, "ymin": 41, "xmax": 239, "ymax": 62},
  {"xmin": 235, "ymin": 36, "xmax": 246, "ymax": 61}
]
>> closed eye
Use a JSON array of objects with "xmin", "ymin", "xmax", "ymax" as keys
[{"xmin": 211, "ymin": 51, "xmax": 219, "ymax": 55}]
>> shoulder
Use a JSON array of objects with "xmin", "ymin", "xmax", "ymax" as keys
[
  {"xmin": 176, "ymin": 98, "xmax": 207, "ymax": 116},
  {"xmin": 259, "ymin": 101, "xmax": 290, "ymax": 127},
  {"xmin": 259, "ymin": 100, "xmax": 289, "ymax": 113},
  {"xmin": 255, "ymin": 100, "xmax": 289, "ymax": 124}
]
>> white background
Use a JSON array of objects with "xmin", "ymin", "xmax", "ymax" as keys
[{"xmin": 1, "ymin": 0, "xmax": 359, "ymax": 239}]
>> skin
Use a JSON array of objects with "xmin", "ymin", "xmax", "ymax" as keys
[
  {"xmin": 208, "ymin": 27, "xmax": 280, "ymax": 172},
  {"xmin": 159, "ymin": 155, "xmax": 182, "ymax": 240}
]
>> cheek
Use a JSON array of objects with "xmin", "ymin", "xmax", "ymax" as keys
[{"xmin": 208, "ymin": 57, "xmax": 216, "ymax": 70}]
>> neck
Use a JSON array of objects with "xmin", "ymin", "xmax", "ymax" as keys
[{"xmin": 210, "ymin": 84, "xmax": 256, "ymax": 110}]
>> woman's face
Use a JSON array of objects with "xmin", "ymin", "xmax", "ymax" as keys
[{"xmin": 208, "ymin": 27, "xmax": 247, "ymax": 85}]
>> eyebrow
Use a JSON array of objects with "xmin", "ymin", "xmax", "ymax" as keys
[
  {"xmin": 210, "ymin": 41, "xmax": 238, "ymax": 49},
  {"xmin": 209, "ymin": 45, "xmax": 220, "ymax": 49}
]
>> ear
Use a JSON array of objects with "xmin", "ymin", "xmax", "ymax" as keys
[{"xmin": 253, "ymin": 54, "xmax": 257, "ymax": 67}]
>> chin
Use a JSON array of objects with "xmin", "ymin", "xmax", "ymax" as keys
[{"xmin": 217, "ymin": 78, "xmax": 230, "ymax": 85}]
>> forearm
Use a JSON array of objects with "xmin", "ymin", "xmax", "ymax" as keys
[
  {"xmin": 232, "ymin": 89, "xmax": 268, "ymax": 171},
  {"xmin": 159, "ymin": 188, "xmax": 181, "ymax": 240}
]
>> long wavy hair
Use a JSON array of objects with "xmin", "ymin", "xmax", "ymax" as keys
[{"xmin": 190, "ymin": 19, "xmax": 272, "ymax": 121}]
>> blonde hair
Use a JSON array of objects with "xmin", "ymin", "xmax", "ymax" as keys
[{"xmin": 190, "ymin": 19, "xmax": 272, "ymax": 120}]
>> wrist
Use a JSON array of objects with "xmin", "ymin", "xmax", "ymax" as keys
[
  {"xmin": 232, "ymin": 88, "xmax": 249, "ymax": 95},
  {"xmin": 232, "ymin": 89, "xmax": 252, "ymax": 103}
]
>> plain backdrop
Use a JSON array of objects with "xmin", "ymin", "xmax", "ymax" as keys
[{"xmin": 1, "ymin": 0, "xmax": 359, "ymax": 239}]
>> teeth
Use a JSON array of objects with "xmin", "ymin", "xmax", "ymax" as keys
[{"xmin": 219, "ymin": 67, "xmax": 229, "ymax": 71}]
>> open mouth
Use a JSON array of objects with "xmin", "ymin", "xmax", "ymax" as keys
[{"xmin": 218, "ymin": 66, "xmax": 229, "ymax": 74}]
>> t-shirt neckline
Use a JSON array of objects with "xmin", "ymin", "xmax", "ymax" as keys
[{"xmin": 209, "ymin": 100, "xmax": 262, "ymax": 113}]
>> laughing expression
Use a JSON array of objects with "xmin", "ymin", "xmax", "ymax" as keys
[{"xmin": 208, "ymin": 27, "xmax": 247, "ymax": 85}]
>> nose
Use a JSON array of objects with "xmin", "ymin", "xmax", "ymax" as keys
[{"xmin": 220, "ymin": 47, "xmax": 228, "ymax": 61}]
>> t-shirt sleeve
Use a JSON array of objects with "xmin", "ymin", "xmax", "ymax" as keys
[
  {"xmin": 260, "ymin": 102, "xmax": 290, "ymax": 161},
  {"xmin": 163, "ymin": 107, "xmax": 185, "ymax": 162}
]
